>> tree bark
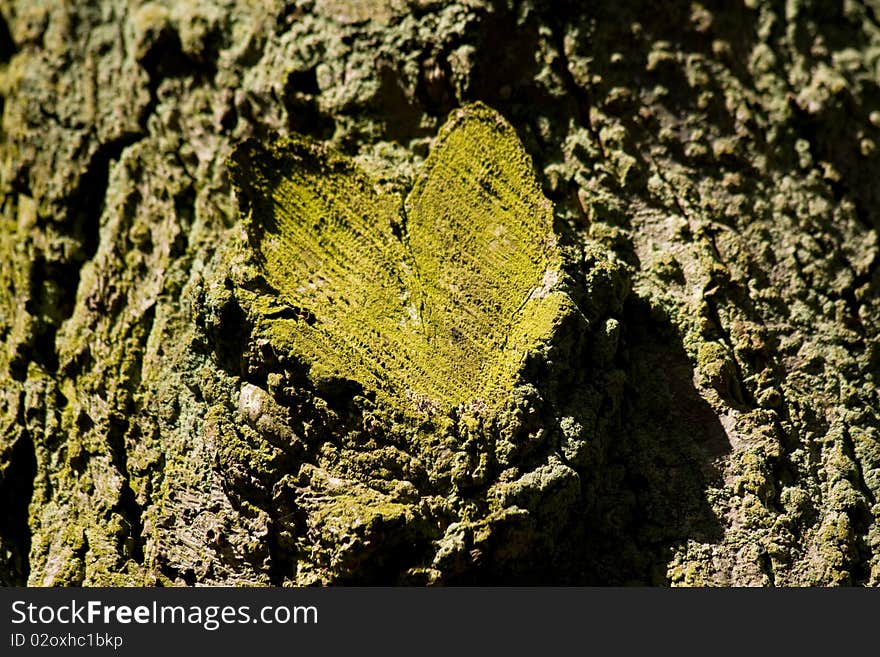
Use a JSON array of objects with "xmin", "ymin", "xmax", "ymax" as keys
[{"xmin": 1, "ymin": 0, "xmax": 878, "ymax": 585}]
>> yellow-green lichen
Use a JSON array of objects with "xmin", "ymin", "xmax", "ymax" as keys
[{"xmin": 229, "ymin": 103, "xmax": 574, "ymax": 418}]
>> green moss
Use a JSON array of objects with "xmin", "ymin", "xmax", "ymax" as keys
[
  {"xmin": 697, "ymin": 340, "xmax": 737, "ymax": 398},
  {"xmin": 229, "ymin": 103, "xmax": 574, "ymax": 419}
]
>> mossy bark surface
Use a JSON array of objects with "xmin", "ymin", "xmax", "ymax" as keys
[{"xmin": 1, "ymin": 0, "xmax": 879, "ymax": 585}]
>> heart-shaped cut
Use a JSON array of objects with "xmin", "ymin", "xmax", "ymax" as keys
[{"xmin": 229, "ymin": 103, "xmax": 574, "ymax": 416}]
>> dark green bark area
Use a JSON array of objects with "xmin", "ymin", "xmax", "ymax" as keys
[{"xmin": 0, "ymin": 0, "xmax": 878, "ymax": 585}]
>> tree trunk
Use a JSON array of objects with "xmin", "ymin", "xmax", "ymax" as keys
[{"xmin": 1, "ymin": 0, "xmax": 878, "ymax": 586}]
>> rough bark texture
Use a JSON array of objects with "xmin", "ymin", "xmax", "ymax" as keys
[{"xmin": 1, "ymin": 0, "xmax": 879, "ymax": 586}]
